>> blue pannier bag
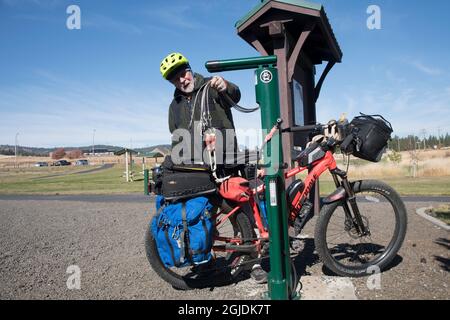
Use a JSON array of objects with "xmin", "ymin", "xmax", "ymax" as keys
[{"xmin": 151, "ymin": 196, "xmax": 214, "ymax": 267}]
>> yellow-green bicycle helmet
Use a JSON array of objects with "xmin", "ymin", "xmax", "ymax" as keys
[{"xmin": 160, "ymin": 52, "xmax": 190, "ymax": 80}]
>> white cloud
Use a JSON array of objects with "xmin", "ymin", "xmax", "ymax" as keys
[
  {"xmin": 83, "ymin": 14, "xmax": 143, "ymax": 35},
  {"xmin": 409, "ymin": 61, "xmax": 443, "ymax": 76},
  {"xmin": 142, "ymin": 5, "xmax": 206, "ymax": 30},
  {"xmin": 385, "ymin": 69, "xmax": 406, "ymax": 85},
  {"xmin": 319, "ymin": 85, "xmax": 450, "ymax": 137},
  {"xmin": 1, "ymin": 0, "xmax": 61, "ymax": 7},
  {"xmin": 0, "ymin": 71, "xmax": 171, "ymax": 148}
]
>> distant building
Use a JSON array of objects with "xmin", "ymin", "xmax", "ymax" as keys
[
  {"xmin": 83, "ymin": 149, "xmax": 115, "ymax": 156},
  {"xmin": 144, "ymin": 147, "xmax": 170, "ymax": 157},
  {"xmin": 139, "ymin": 147, "xmax": 170, "ymax": 163}
]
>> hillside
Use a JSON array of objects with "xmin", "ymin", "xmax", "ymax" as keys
[{"xmin": 0, "ymin": 144, "xmax": 171, "ymax": 156}]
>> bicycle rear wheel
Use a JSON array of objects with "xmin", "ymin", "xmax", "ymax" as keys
[
  {"xmin": 145, "ymin": 209, "xmax": 254, "ymax": 290},
  {"xmin": 314, "ymin": 180, "xmax": 407, "ymax": 277}
]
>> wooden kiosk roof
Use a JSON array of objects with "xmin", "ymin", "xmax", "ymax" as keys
[{"xmin": 235, "ymin": 0, "xmax": 342, "ymax": 64}]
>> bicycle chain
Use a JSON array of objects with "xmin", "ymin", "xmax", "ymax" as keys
[{"xmin": 192, "ymin": 237, "xmax": 305, "ymax": 275}]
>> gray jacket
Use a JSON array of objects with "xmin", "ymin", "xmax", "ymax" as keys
[{"xmin": 168, "ymin": 73, "xmax": 241, "ymax": 165}]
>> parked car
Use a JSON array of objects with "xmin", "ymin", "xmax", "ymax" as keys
[
  {"xmin": 52, "ymin": 160, "xmax": 71, "ymax": 166},
  {"xmin": 75, "ymin": 159, "xmax": 89, "ymax": 166},
  {"xmin": 34, "ymin": 162, "xmax": 49, "ymax": 167}
]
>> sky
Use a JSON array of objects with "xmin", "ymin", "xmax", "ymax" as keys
[{"xmin": 1, "ymin": 0, "xmax": 449, "ymax": 148}]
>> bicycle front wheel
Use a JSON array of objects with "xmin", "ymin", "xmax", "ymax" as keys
[{"xmin": 314, "ymin": 180, "xmax": 407, "ymax": 277}]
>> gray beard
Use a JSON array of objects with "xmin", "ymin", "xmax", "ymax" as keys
[{"xmin": 179, "ymin": 81, "xmax": 195, "ymax": 95}]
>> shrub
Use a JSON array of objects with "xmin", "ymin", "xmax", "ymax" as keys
[
  {"xmin": 51, "ymin": 148, "xmax": 66, "ymax": 160},
  {"xmin": 66, "ymin": 149, "xmax": 83, "ymax": 159},
  {"xmin": 387, "ymin": 150, "xmax": 402, "ymax": 164}
]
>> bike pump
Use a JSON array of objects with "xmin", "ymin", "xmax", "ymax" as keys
[{"xmin": 206, "ymin": 56, "xmax": 295, "ymax": 300}]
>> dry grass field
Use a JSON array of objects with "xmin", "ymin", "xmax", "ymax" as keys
[
  {"xmin": 335, "ymin": 149, "xmax": 450, "ymax": 179},
  {"xmin": 0, "ymin": 149, "xmax": 449, "ymax": 195},
  {"xmin": 300, "ymin": 149, "xmax": 450, "ymax": 196}
]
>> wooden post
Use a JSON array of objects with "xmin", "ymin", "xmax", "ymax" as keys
[
  {"xmin": 130, "ymin": 152, "xmax": 133, "ymax": 181},
  {"xmin": 125, "ymin": 151, "xmax": 129, "ymax": 182},
  {"xmin": 263, "ymin": 20, "xmax": 295, "ymax": 186}
]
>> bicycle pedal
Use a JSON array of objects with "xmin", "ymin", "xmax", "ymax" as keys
[
  {"xmin": 289, "ymin": 238, "xmax": 304, "ymax": 252},
  {"xmin": 293, "ymin": 234, "xmax": 310, "ymax": 240}
]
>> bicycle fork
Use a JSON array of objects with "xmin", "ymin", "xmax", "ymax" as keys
[{"xmin": 331, "ymin": 169, "xmax": 370, "ymax": 236}]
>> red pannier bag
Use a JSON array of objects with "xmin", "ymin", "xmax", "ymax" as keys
[{"xmin": 219, "ymin": 177, "xmax": 252, "ymax": 203}]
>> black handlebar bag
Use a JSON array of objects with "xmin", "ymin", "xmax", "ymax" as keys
[{"xmin": 341, "ymin": 114, "xmax": 393, "ymax": 162}]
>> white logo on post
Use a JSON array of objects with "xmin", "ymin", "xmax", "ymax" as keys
[
  {"xmin": 269, "ymin": 180, "xmax": 277, "ymax": 206},
  {"xmin": 260, "ymin": 70, "xmax": 273, "ymax": 84}
]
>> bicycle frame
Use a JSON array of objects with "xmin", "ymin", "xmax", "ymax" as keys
[{"xmin": 211, "ymin": 150, "xmax": 339, "ymax": 253}]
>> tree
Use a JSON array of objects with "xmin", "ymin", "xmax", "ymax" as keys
[
  {"xmin": 387, "ymin": 150, "xmax": 402, "ymax": 164},
  {"xmin": 66, "ymin": 149, "xmax": 83, "ymax": 159},
  {"xmin": 51, "ymin": 148, "xmax": 66, "ymax": 160}
]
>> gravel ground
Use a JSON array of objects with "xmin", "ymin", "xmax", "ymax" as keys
[
  {"xmin": 0, "ymin": 196, "xmax": 448, "ymax": 300},
  {"xmin": 299, "ymin": 202, "xmax": 449, "ymax": 300},
  {"xmin": 352, "ymin": 202, "xmax": 449, "ymax": 300}
]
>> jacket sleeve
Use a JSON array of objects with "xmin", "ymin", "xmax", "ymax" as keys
[{"xmin": 168, "ymin": 102, "xmax": 176, "ymax": 134}]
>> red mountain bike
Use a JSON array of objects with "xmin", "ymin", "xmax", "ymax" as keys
[{"xmin": 145, "ymin": 119, "xmax": 408, "ymax": 290}]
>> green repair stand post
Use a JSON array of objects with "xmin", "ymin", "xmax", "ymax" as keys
[
  {"xmin": 206, "ymin": 56, "xmax": 298, "ymax": 300},
  {"xmin": 144, "ymin": 169, "xmax": 149, "ymax": 195}
]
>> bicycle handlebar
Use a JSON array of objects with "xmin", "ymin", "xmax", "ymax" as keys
[{"xmin": 282, "ymin": 124, "xmax": 325, "ymax": 133}]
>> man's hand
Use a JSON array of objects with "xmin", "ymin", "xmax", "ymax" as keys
[
  {"xmin": 210, "ymin": 76, "xmax": 228, "ymax": 93},
  {"xmin": 204, "ymin": 133, "xmax": 216, "ymax": 151}
]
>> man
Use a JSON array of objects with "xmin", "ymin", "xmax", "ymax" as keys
[
  {"xmin": 160, "ymin": 52, "xmax": 239, "ymax": 167},
  {"xmin": 160, "ymin": 52, "xmax": 267, "ymax": 284}
]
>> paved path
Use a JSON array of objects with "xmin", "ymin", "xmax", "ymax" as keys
[
  {"xmin": 31, "ymin": 164, "xmax": 114, "ymax": 180},
  {"xmin": 0, "ymin": 195, "xmax": 448, "ymax": 300}
]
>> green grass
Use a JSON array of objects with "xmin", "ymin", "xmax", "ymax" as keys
[
  {"xmin": 0, "ymin": 164, "xmax": 145, "ymax": 195},
  {"xmin": 429, "ymin": 205, "xmax": 450, "ymax": 225},
  {"xmin": 318, "ymin": 176, "xmax": 450, "ymax": 196},
  {"xmin": 1, "ymin": 164, "xmax": 449, "ymax": 196}
]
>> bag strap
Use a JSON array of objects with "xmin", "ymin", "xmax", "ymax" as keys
[
  {"xmin": 157, "ymin": 203, "xmax": 180, "ymax": 267},
  {"xmin": 180, "ymin": 203, "xmax": 189, "ymax": 264},
  {"xmin": 164, "ymin": 227, "xmax": 179, "ymax": 267},
  {"xmin": 188, "ymin": 217, "xmax": 211, "ymax": 256},
  {"xmin": 200, "ymin": 218, "xmax": 210, "ymax": 254}
]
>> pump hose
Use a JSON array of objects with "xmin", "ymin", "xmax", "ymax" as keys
[
  {"xmin": 290, "ymin": 259, "xmax": 301, "ymax": 299},
  {"xmin": 221, "ymin": 91, "xmax": 260, "ymax": 113}
]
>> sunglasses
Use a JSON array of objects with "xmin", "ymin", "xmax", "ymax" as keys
[{"xmin": 168, "ymin": 66, "xmax": 191, "ymax": 83}]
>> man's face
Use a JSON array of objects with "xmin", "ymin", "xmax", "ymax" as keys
[{"xmin": 169, "ymin": 68, "xmax": 195, "ymax": 94}]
